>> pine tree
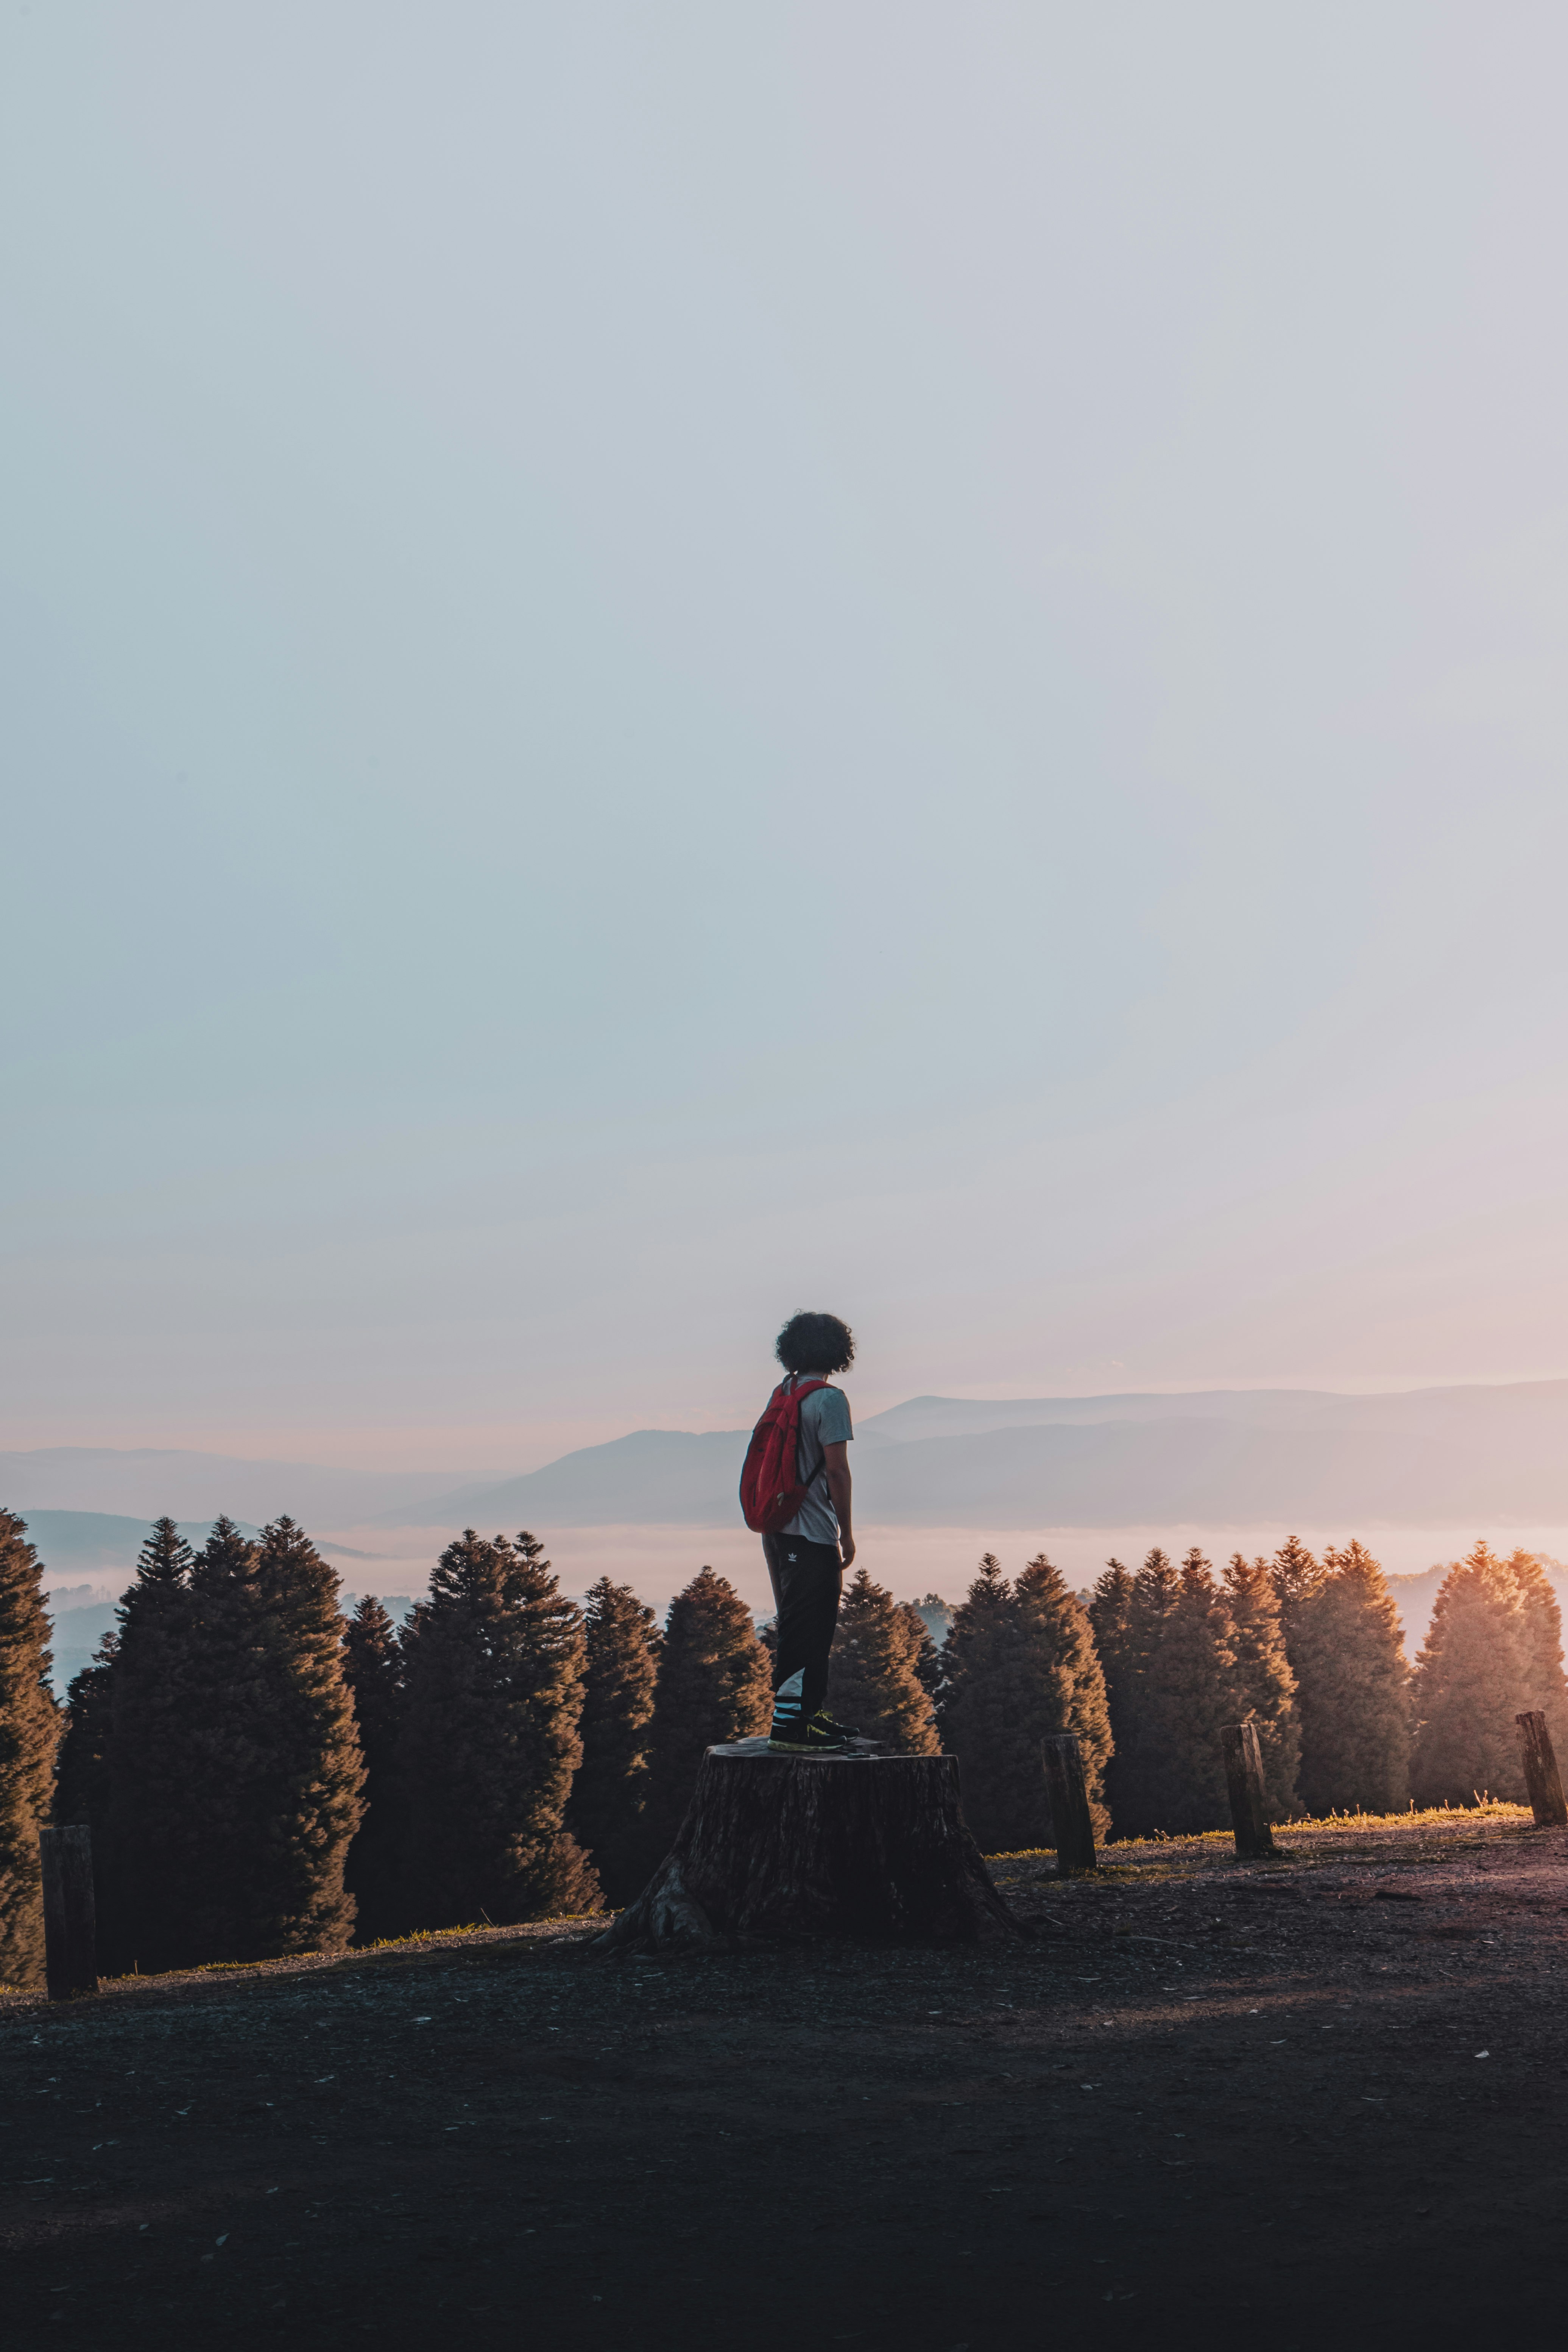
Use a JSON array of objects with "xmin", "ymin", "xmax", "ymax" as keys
[
  {"xmin": 1015, "ymin": 1552, "xmax": 1112, "ymax": 1838},
  {"xmin": 107, "ymin": 1516, "xmax": 368, "ymax": 1966},
  {"xmin": 341, "ymin": 1597, "xmax": 408, "ymax": 1941},
  {"xmin": 641, "ymin": 1566, "xmax": 773, "ymax": 1864},
  {"xmin": 1089, "ymin": 1550, "xmax": 1179, "ymax": 1838},
  {"xmin": 1505, "ymin": 1549, "xmax": 1568, "ymax": 1759},
  {"xmin": 937, "ymin": 1552, "xmax": 1010, "ymax": 1755},
  {"xmin": 0, "ymin": 1511, "xmax": 59, "ymax": 1989},
  {"xmin": 54, "ymin": 1630, "xmax": 120, "ymax": 1965},
  {"xmin": 1130, "ymin": 1547, "xmax": 1180, "ymax": 1646},
  {"xmin": 171, "ymin": 1517, "xmax": 365, "ymax": 1962},
  {"xmin": 1269, "ymin": 1534, "xmax": 1326, "ymax": 1632},
  {"xmin": 940, "ymin": 1554, "xmax": 1111, "ymax": 1852},
  {"xmin": 826, "ymin": 1568, "xmax": 939, "ymax": 1754},
  {"xmin": 1085, "ymin": 1559, "xmax": 1136, "ymax": 1800},
  {"xmin": 401, "ymin": 1529, "xmax": 599, "ymax": 1928},
  {"xmin": 567, "ymin": 1577, "xmax": 660, "ymax": 1906},
  {"xmin": 106, "ymin": 1516, "xmax": 198, "ymax": 1971},
  {"xmin": 1120, "ymin": 1551, "xmax": 1240, "ymax": 1836},
  {"xmin": 1222, "ymin": 1554, "xmax": 1300, "ymax": 1817},
  {"xmin": 1410, "ymin": 1541, "xmax": 1540, "ymax": 1807},
  {"xmin": 893, "ymin": 1601, "xmax": 944, "ymax": 1710},
  {"xmin": 1290, "ymin": 1540, "xmax": 1410, "ymax": 1815},
  {"xmin": 163, "ymin": 1513, "xmax": 262, "ymax": 1963},
  {"xmin": 55, "ymin": 1633, "xmax": 118, "ymax": 1832}
]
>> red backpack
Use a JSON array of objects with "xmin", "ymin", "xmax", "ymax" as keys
[{"xmin": 738, "ymin": 1377, "xmax": 830, "ymax": 1533}]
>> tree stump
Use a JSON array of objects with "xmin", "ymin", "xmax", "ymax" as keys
[
  {"xmin": 594, "ymin": 1739, "xmax": 1021, "ymax": 1953},
  {"xmin": 1515, "ymin": 1710, "xmax": 1568, "ymax": 1828}
]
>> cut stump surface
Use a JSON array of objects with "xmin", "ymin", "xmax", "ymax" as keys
[{"xmin": 594, "ymin": 1739, "xmax": 1021, "ymax": 1953}]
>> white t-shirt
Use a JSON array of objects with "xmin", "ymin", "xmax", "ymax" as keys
[{"xmin": 778, "ymin": 1376, "xmax": 854, "ymax": 1543}]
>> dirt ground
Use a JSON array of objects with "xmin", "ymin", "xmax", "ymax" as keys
[{"xmin": 6, "ymin": 1807, "xmax": 1568, "ymax": 2351}]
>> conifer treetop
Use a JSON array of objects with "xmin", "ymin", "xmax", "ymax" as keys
[
  {"xmin": 1322, "ymin": 1537, "xmax": 1397, "ymax": 1592},
  {"xmin": 579, "ymin": 1575, "xmax": 661, "ymax": 1694},
  {"xmin": 1288, "ymin": 1536, "xmax": 1409, "ymax": 1815},
  {"xmin": 826, "ymin": 1566, "xmax": 939, "ymax": 1755},
  {"xmin": 415, "ymin": 1528, "xmax": 585, "ymax": 1688},
  {"xmin": 401, "ymin": 1527, "xmax": 597, "ymax": 1926},
  {"xmin": 0, "ymin": 1509, "xmax": 53, "ymax": 1683},
  {"xmin": 1120, "ymin": 1546, "xmax": 1240, "ymax": 1836},
  {"xmin": 165, "ymin": 1509, "xmax": 365, "ymax": 1962},
  {"xmin": 1503, "ymin": 1547, "xmax": 1568, "ymax": 1755},
  {"xmin": 1085, "ymin": 1561, "xmax": 1137, "ymax": 1684},
  {"xmin": 569, "ymin": 1575, "xmax": 661, "ymax": 1905},
  {"xmin": 948, "ymin": 1553, "xmax": 1013, "ymax": 1638},
  {"xmin": 1091, "ymin": 1557, "xmax": 1134, "ymax": 1605},
  {"xmin": 1411, "ymin": 1538, "xmax": 1536, "ymax": 1807},
  {"xmin": 191, "ymin": 1513, "xmax": 259, "ymax": 1590},
  {"xmin": 117, "ymin": 1516, "xmax": 196, "ymax": 1634},
  {"xmin": 942, "ymin": 1549, "xmax": 1112, "ymax": 1850},
  {"xmin": 1223, "ymin": 1552, "xmax": 1271, "ymax": 1603},
  {"xmin": 660, "ymin": 1565, "xmax": 767, "ymax": 1667},
  {"xmin": 343, "ymin": 1597, "xmax": 405, "ymax": 1752},
  {"xmin": 1221, "ymin": 1550, "xmax": 1300, "ymax": 1818},
  {"xmin": 1178, "ymin": 1545, "xmax": 1217, "ymax": 1593},
  {"xmin": 1128, "ymin": 1548, "xmax": 1179, "ymax": 1644},
  {"xmin": 347, "ymin": 1593, "xmax": 399, "ymax": 1646},
  {"xmin": 577, "ymin": 1578, "xmax": 659, "ymax": 1733},
  {"xmin": 340, "ymin": 1593, "xmax": 408, "ymax": 1942},
  {"xmin": 55, "ymin": 1632, "xmax": 120, "ymax": 1832},
  {"xmin": 638, "ymin": 1563, "xmax": 772, "ymax": 1870},
  {"xmin": 1269, "ymin": 1535, "xmax": 1325, "ymax": 1620},
  {"xmin": 1412, "ymin": 1540, "xmax": 1517, "ymax": 1680},
  {"xmin": 256, "ymin": 1515, "xmax": 351, "ymax": 1652},
  {"xmin": 583, "ymin": 1571, "xmax": 658, "ymax": 1626}
]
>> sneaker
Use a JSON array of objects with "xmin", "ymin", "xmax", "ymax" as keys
[
  {"xmin": 814, "ymin": 1705, "xmax": 862, "ymax": 1739},
  {"xmin": 767, "ymin": 1712, "xmax": 856, "ymax": 1755}
]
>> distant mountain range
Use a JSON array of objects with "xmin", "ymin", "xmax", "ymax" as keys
[
  {"xmin": 369, "ymin": 1382, "xmax": 1568, "ymax": 1531},
  {"xmin": 9, "ymin": 1381, "xmax": 1568, "ymax": 1545},
  {"xmin": 0, "ymin": 1449, "xmax": 459, "ymax": 1526}
]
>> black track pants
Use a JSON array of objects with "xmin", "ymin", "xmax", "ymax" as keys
[{"xmin": 761, "ymin": 1532, "xmax": 843, "ymax": 1722}]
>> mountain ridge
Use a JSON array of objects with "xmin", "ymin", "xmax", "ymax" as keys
[
  {"xmin": 367, "ymin": 1381, "xmax": 1568, "ymax": 1532},
  {"xmin": 12, "ymin": 1381, "xmax": 1568, "ymax": 1534},
  {"xmin": 0, "ymin": 1448, "xmax": 467, "ymax": 1526}
]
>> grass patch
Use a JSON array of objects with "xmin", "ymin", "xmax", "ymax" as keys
[
  {"xmin": 1279, "ymin": 1799, "xmax": 1531, "ymax": 1835},
  {"xmin": 987, "ymin": 1795, "xmax": 1537, "ymax": 1874}
]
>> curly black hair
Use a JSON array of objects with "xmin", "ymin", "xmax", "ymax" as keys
[{"xmin": 775, "ymin": 1311, "xmax": 856, "ymax": 1376}]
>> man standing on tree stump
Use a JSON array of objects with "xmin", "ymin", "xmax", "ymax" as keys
[{"xmin": 761, "ymin": 1311, "xmax": 858, "ymax": 1755}]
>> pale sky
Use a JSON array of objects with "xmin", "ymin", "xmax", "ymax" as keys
[{"xmin": 6, "ymin": 3, "xmax": 1568, "ymax": 1476}]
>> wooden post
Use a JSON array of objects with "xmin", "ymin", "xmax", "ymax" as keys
[
  {"xmin": 39, "ymin": 1827, "xmax": 98, "ymax": 1999},
  {"xmin": 1040, "ymin": 1733, "xmax": 1097, "ymax": 1875},
  {"xmin": 1222, "ymin": 1721, "xmax": 1276, "ymax": 1859},
  {"xmin": 1515, "ymin": 1711, "xmax": 1568, "ymax": 1828}
]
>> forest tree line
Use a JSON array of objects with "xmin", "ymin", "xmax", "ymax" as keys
[{"xmin": 0, "ymin": 1505, "xmax": 1564, "ymax": 1987}]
